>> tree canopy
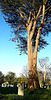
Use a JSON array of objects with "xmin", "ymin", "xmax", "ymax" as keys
[
  {"xmin": 0, "ymin": 0, "xmax": 51, "ymax": 54},
  {"xmin": 4, "ymin": 72, "xmax": 16, "ymax": 84}
]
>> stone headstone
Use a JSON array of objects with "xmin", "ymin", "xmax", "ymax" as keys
[{"xmin": 18, "ymin": 83, "xmax": 24, "ymax": 96}]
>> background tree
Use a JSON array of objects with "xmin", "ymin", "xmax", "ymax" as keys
[
  {"xmin": 38, "ymin": 57, "xmax": 51, "ymax": 86},
  {"xmin": 0, "ymin": 0, "xmax": 51, "ymax": 89},
  {"xmin": 4, "ymin": 72, "xmax": 16, "ymax": 85},
  {"xmin": 0, "ymin": 71, "xmax": 4, "ymax": 87},
  {"xmin": 20, "ymin": 65, "xmax": 29, "ymax": 78},
  {"xmin": 38, "ymin": 70, "xmax": 43, "ymax": 87},
  {"xmin": 45, "ymin": 67, "xmax": 51, "ymax": 85}
]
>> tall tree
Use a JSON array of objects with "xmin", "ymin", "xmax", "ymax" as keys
[{"xmin": 0, "ymin": 0, "xmax": 51, "ymax": 89}]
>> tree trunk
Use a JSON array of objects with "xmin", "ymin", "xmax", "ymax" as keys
[
  {"xmin": 27, "ymin": 3, "xmax": 45, "ymax": 90},
  {"xmin": 27, "ymin": 30, "xmax": 40, "ymax": 89}
]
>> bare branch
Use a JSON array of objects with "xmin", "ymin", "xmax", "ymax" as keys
[
  {"xmin": 36, "ymin": 6, "xmax": 42, "ymax": 20},
  {"xmin": 27, "ymin": 18, "xmax": 34, "ymax": 32},
  {"xmin": 39, "ymin": 6, "xmax": 51, "ymax": 18},
  {"xmin": 45, "ymin": 5, "xmax": 51, "ymax": 12},
  {"xmin": 20, "ymin": 13, "xmax": 27, "ymax": 30},
  {"xmin": 30, "ymin": 21, "xmax": 36, "ymax": 39},
  {"xmin": 20, "ymin": 11, "xmax": 28, "ymax": 20},
  {"xmin": 28, "ymin": 11, "xmax": 32, "ymax": 24},
  {"xmin": 30, "ymin": 6, "xmax": 42, "ymax": 40},
  {"xmin": 33, "ymin": 4, "xmax": 46, "ymax": 58}
]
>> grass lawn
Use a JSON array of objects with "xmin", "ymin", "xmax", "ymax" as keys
[{"xmin": 0, "ymin": 88, "xmax": 51, "ymax": 100}]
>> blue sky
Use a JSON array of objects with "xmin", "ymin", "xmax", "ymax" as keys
[{"xmin": 0, "ymin": 12, "xmax": 51, "ymax": 77}]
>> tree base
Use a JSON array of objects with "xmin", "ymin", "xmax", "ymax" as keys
[{"xmin": 27, "ymin": 78, "xmax": 40, "ymax": 90}]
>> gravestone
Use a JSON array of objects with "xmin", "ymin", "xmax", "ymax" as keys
[{"xmin": 18, "ymin": 83, "xmax": 24, "ymax": 96}]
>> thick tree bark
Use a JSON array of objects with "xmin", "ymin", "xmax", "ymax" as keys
[
  {"xmin": 27, "ymin": 29, "xmax": 40, "ymax": 89},
  {"xmin": 27, "ymin": 4, "xmax": 45, "ymax": 90}
]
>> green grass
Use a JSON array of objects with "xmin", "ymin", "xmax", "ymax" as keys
[{"xmin": 0, "ymin": 88, "xmax": 51, "ymax": 100}]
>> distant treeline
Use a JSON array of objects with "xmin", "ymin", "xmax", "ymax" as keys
[{"xmin": 0, "ymin": 71, "xmax": 28, "ymax": 87}]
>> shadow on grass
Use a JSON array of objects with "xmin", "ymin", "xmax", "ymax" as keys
[
  {"xmin": 0, "ymin": 88, "xmax": 51, "ymax": 100},
  {"xmin": 0, "ymin": 87, "xmax": 18, "ymax": 94},
  {"xmin": 24, "ymin": 88, "xmax": 51, "ymax": 100}
]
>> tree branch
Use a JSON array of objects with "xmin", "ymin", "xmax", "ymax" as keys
[
  {"xmin": 30, "ymin": 6, "xmax": 42, "ymax": 40},
  {"xmin": 30, "ymin": 21, "xmax": 36, "ymax": 39},
  {"xmin": 20, "ymin": 11, "xmax": 28, "ymax": 20},
  {"xmin": 28, "ymin": 11, "xmax": 32, "ymax": 24},
  {"xmin": 35, "ymin": 6, "xmax": 42, "ymax": 20},
  {"xmin": 33, "ymin": 3, "xmax": 46, "ymax": 58},
  {"xmin": 20, "ymin": 13, "xmax": 27, "ymax": 30},
  {"xmin": 27, "ymin": 18, "xmax": 33, "ymax": 32}
]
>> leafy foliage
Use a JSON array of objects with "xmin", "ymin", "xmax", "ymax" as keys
[
  {"xmin": 0, "ymin": 71, "xmax": 4, "ymax": 86},
  {"xmin": 0, "ymin": 0, "xmax": 51, "ymax": 54},
  {"xmin": 4, "ymin": 72, "xmax": 16, "ymax": 84}
]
